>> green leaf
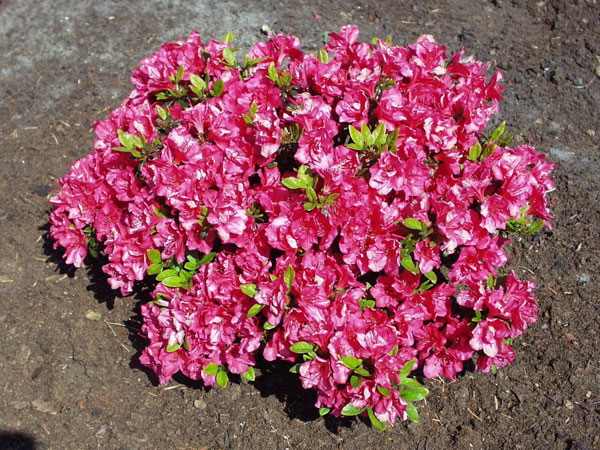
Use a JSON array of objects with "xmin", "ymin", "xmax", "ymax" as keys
[
  {"xmin": 486, "ymin": 274, "xmax": 495, "ymax": 288},
  {"xmin": 359, "ymin": 298, "xmax": 375, "ymax": 310},
  {"xmin": 198, "ymin": 252, "xmax": 216, "ymax": 265},
  {"xmin": 267, "ymin": 62, "xmax": 278, "ymax": 83},
  {"xmin": 147, "ymin": 249, "xmax": 161, "ymax": 264},
  {"xmin": 223, "ymin": 31, "xmax": 234, "ymax": 43},
  {"xmin": 289, "ymin": 363, "xmax": 300, "ymax": 373},
  {"xmin": 175, "ymin": 65, "xmax": 184, "ymax": 83},
  {"xmin": 341, "ymin": 404, "xmax": 366, "ymax": 416},
  {"xmin": 401, "ymin": 255, "xmax": 419, "ymax": 274},
  {"xmin": 216, "ymin": 370, "xmax": 229, "ymax": 388},
  {"xmin": 242, "ymin": 114, "xmax": 253, "ymax": 126},
  {"xmin": 400, "ymin": 387, "xmax": 429, "ymax": 402},
  {"xmin": 491, "ymin": 121, "xmax": 506, "ymax": 140},
  {"xmin": 263, "ymin": 321, "xmax": 276, "ymax": 330},
  {"xmin": 240, "ymin": 283, "xmax": 258, "ymax": 298},
  {"xmin": 354, "ymin": 366, "xmax": 370, "ymax": 377},
  {"xmin": 377, "ymin": 385, "xmax": 391, "ymax": 397},
  {"xmin": 350, "ymin": 374, "xmax": 362, "ymax": 389},
  {"xmin": 468, "ymin": 141, "xmax": 482, "ymax": 162},
  {"xmin": 156, "ymin": 269, "xmax": 178, "ymax": 281},
  {"xmin": 406, "ymin": 403, "xmax": 419, "ymax": 423},
  {"xmin": 361, "ymin": 122, "xmax": 371, "ymax": 143},
  {"xmin": 418, "ymin": 281, "xmax": 433, "ymax": 291},
  {"xmin": 303, "ymin": 202, "xmax": 316, "ymax": 212},
  {"xmin": 319, "ymin": 407, "xmax": 331, "ymax": 416},
  {"xmin": 210, "ymin": 79, "xmax": 224, "ymax": 97},
  {"xmin": 204, "ymin": 363, "xmax": 219, "ymax": 375},
  {"xmin": 424, "ymin": 271, "xmax": 437, "ymax": 284},
  {"xmin": 401, "ymin": 378, "xmax": 424, "ymax": 389},
  {"xmin": 387, "ymin": 128, "xmax": 399, "ymax": 147},
  {"xmin": 147, "ymin": 263, "xmax": 163, "ymax": 275},
  {"xmin": 166, "ymin": 342, "xmax": 181, "ymax": 352},
  {"xmin": 527, "ymin": 219, "xmax": 544, "ymax": 235},
  {"xmin": 403, "ymin": 218, "xmax": 423, "ymax": 230},
  {"xmin": 290, "ymin": 341, "xmax": 315, "ymax": 354},
  {"xmin": 223, "ymin": 47, "xmax": 236, "ymax": 66},
  {"xmin": 282, "ymin": 177, "xmax": 304, "ymax": 189},
  {"xmin": 87, "ymin": 244, "xmax": 99, "ymax": 259},
  {"xmin": 318, "ymin": 48, "xmax": 329, "ymax": 63},
  {"xmin": 305, "ymin": 186, "xmax": 317, "ymax": 202},
  {"xmin": 373, "ymin": 122, "xmax": 387, "ymax": 147},
  {"xmin": 242, "ymin": 366, "xmax": 255, "ymax": 381},
  {"xmin": 189, "ymin": 73, "xmax": 206, "ymax": 95},
  {"xmin": 366, "ymin": 129, "xmax": 377, "ymax": 147},
  {"xmin": 249, "ymin": 102, "xmax": 258, "ymax": 118},
  {"xmin": 180, "ymin": 269, "xmax": 193, "ymax": 282},
  {"xmin": 156, "ymin": 104, "xmax": 167, "ymax": 120},
  {"xmin": 247, "ymin": 303, "xmax": 264, "ymax": 319},
  {"xmin": 117, "ymin": 129, "xmax": 135, "ymax": 150},
  {"xmin": 284, "ymin": 265, "xmax": 295, "ymax": 291},
  {"xmin": 368, "ymin": 408, "xmax": 386, "ymax": 431},
  {"xmin": 297, "ymin": 164, "xmax": 311, "ymax": 182},
  {"xmin": 162, "ymin": 276, "xmax": 187, "ymax": 288},
  {"xmin": 325, "ymin": 193, "xmax": 339, "ymax": 205},
  {"xmin": 339, "ymin": 355, "xmax": 362, "ymax": 371},
  {"xmin": 152, "ymin": 205, "xmax": 167, "ymax": 219},
  {"xmin": 398, "ymin": 359, "xmax": 415, "ymax": 380},
  {"xmin": 348, "ymin": 125, "xmax": 364, "ymax": 148},
  {"xmin": 305, "ymin": 351, "xmax": 317, "ymax": 361}
]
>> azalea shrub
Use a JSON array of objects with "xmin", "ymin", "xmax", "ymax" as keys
[{"xmin": 49, "ymin": 26, "xmax": 554, "ymax": 429}]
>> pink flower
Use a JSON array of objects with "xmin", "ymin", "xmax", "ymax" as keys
[
  {"xmin": 369, "ymin": 150, "xmax": 429, "ymax": 197},
  {"xmin": 335, "ymin": 90, "xmax": 370, "ymax": 127},
  {"xmin": 374, "ymin": 88, "xmax": 406, "ymax": 128},
  {"xmin": 475, "ymin": 343, "xmax": 515, "ymax": 373},
  {"xmin": 414, "ymin": 240, "xmax": 440, "ymax": 274},
  {"xmin": 152, "ymin": 219, "xmax": 186, "ymax": 263},
  {"xmin": 469, "ymin": 318, "xmax": 511, "ymax": 357}
]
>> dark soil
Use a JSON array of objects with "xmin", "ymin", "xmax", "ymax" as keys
[{"xmin": 1, "ymin": 0, "xmax": 599, "ymax": 448}]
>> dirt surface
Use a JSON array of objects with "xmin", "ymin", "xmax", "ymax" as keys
[{"xmin": 1, "ymin": 0, "xmax": 599, "ymax": 448}]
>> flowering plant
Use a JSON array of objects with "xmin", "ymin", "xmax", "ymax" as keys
[{"xmin": 49, "ymin": 26, "xmax": 554, "ymax": 428}]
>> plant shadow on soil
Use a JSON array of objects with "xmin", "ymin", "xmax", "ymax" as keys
[
  {"xmin": 41, "ymin": 221, "xmax": 357, "ymax": 431},
  {"xmin": 0, "ymin": 432, "xmax": 36, "ymax": 450}
]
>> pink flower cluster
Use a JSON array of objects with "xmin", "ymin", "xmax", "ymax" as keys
[{"xmin": 49, "ymin": 26, "xmax": 554, "ymax": 427}]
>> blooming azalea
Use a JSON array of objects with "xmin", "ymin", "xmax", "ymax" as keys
[{"xmin": 49, "ymin": 27, "xmax": 554, "ymax": 428}]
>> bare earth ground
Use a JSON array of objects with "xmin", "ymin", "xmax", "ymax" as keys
[{"xmin": 0, "ymin": 0, "xmax": 599, "ymax": 448}]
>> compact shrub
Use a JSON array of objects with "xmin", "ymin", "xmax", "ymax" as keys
[{"xmin": 49, "ymin": 26, "xmax": 554, "ymax": 428}]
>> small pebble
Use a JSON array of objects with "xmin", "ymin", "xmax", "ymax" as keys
[
  {"xmin": 193, "ymin": 399, "xmax": 207, "ymax": 410},
  {"xmin": 573, "ymin": 77, "xmax": 584, "ymax": 87},
  {"xmin": 576, "ymin": 273, "xmax": 589, "ymax": 283},
  {"xmin": 261, "ymin": 24, "xmax": 273, "ymax": 35},
  {"xmin": 586, "ymin": 129, "xmax": 595, "ymax": 137},
  {"xmin": 85, "ymin": 310, "xmax": 102, "ymax": 321},
  {"xmin": 595, "ymin": 65, "xmax": 600, "ymax": 78},
  {"xmin": 565, "ymin": 400, "xmax": 574, "ymax": 410}
]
